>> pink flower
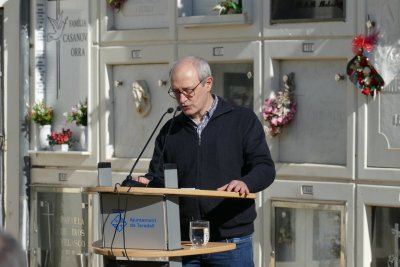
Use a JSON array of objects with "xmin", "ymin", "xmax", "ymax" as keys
[
  {"xmin": 262, "ymin": 85, "xmax": 297, "ymax": 137},
  {"xmin": 270, "ymin": 117, "xmax": 279, "ymax": 126},
  {"xmin": 264, "ymin": 106, "xmax": 273, "ymax": 113}
]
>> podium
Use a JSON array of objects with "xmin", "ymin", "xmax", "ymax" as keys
[{"xmin": 86, "ymin": 186, "xmax": 256, "ymax": 266}]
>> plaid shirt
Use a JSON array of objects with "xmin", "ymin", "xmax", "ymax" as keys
[{"xmin": 190, "ymin": 95, "xmax": 218, "ymax": 137}]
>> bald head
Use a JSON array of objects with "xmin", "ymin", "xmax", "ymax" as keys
[{"xmin": 169, "ymin": 56, "xmax": 212, "ymax": 83}]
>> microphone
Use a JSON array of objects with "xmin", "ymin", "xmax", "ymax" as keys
[
  {"xmin": 121, "ymin": 107, "xmax": 175, "ymax": 187},
  {"xmin": 148, "ymin": 106, "xmax": 182, "ymax": 188}
]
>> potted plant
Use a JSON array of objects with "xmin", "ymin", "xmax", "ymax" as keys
[
  {"xmin": 31, "ymin": 101, "xmax": 54, "ymax": 150},
  {"xmin": 64, "ymin": 99, "xmax": 88, "ymax": 151},
  {"xmin": 213, "ymin": 0, "xmax": 242, "ymax": 15},
  {"xmin": 31, "ymin": 101, "xmax": 54, "ymax": 126},
  {"xmin": 64, "ymin": 99, "xmax": 88, "ymax": 127},
  {"xmin": 47, "ymin": 128, "xmax": 74, "ymax": 152}
]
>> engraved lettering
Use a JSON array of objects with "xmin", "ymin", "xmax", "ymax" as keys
[
  {"xmin": 382, "ymin": 77, "xmax": 400, "ymax": 95},
  {"xmin": 70, "ymin": 47, "xmax": 86, "ymax": 57},
  {"xmin": 393, "ymin": 114, "xmax": 400, "ymax": 126},
  {"xmin": 68, "ymin": 18, "xmax": 87, "ymax": 27},
  {"xmin": 294, "ymin": 0, "xmax": 342, "ymax": 8},
  {"xmin": 60, "ymin": 216, "xmax": 85, "ymax": 225},
  {"xmin": 63, "ymin": 33, "xmax": 87, "ymax": 42},
  {"xmin": 72, "ymin": 228, "xmax": 85, "ymax": 236}
]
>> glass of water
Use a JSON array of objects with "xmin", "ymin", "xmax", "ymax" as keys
[{"xmin": 189, "ymin": 220, "xmax": 210, "ymax": 247}]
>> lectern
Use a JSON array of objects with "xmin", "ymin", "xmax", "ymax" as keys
[{"xmin": 86, "ymin": 175, "xmax": 256, "ymax": 266}]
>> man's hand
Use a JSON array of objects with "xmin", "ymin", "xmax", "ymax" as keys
[
  {"xmin": 134, "ymin": 176, "xmax": 150, "ymax": 185},
  {"xmin": 217, "ymin": 180, "xmax": 249, "ymax": 196}
]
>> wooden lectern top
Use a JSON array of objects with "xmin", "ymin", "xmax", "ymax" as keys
[
  {"xmin": 92, "ymin": 240, "xmax": 236, "ymax": 258},
  {"xmin": 85, "ymin": 186, "xmax": 256, "ymax": 199}
]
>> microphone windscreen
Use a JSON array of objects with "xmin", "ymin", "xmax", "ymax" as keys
[
  {"xmin": 176, "ymin": 106, "xmax": 182, "ymax": 111},
  {"xmin": 167, "ymin": 107, "xmax": 174, "ymax": 113}
]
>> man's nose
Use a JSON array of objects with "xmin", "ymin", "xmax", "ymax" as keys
[{"xmin": 178, "ymin": 92, "xmax": 188, "ymax": 102}]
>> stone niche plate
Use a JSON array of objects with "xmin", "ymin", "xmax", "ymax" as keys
[
  {"xmin": 277, "ymin": 59, "xmax": 347, "ymax": 166},
  {"xmin": 111, "ymin": 63, "xmax": 176, "ymax": 158},
  {"xmin": 177, "ymin": 0, "xmax": 252, "ymax": 27},
  {"xmin": 112, "ymin": 0, "xmax": 169, "ymax": 30},
  {"xmin": 365, "ymin": 0, "xmax": 400, "ymax": 169},
  {"xmin": 270, "ymin": 0, "xmax": 345, "ymax": 24}
]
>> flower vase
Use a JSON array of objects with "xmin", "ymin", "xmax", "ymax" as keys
[
  {"xmin": 52, "ymin": 144, "xmax": 69, "ymax": 152},
  {"xmin": 37, "ymin": 125, "xmax": 51, "ymax": 150},
  {"xmin": 77, "ymin": 126, "xmax": 87, "ymax": 151}
]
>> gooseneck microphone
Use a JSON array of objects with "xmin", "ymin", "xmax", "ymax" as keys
[
  {"xmin": 148, "ymin": 106, "xmax": 182, "ymax": 188},
  {"xmin": 121, "ymin": 107, "xmax": 175, "ymax": 187}
]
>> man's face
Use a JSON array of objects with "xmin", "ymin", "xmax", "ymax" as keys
[{"xmin": 170, "ymin": 62, "xmax": 213, "ymax": 121}]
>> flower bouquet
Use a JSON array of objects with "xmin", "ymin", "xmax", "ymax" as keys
[
  {"xmin": 64, "ymin": 99, "xmax": 88, "ymax": 126},
  {"xmin": 31, "ymin": 101, "xmax": 53, "ymax": 125},
  {"xmin": 346, "ymin": 31, "xmax": 385, "ymax": 97},
  {"xmin": 262, "ymin": 73, "xmax": 296, "ymax": 137},
  {"xmin": 47, "ymin": 129, "xmax": 74, "ymax": 150}
]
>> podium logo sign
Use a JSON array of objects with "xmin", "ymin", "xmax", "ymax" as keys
[
  {"xmin": 111, "ymin": 213, "xmax": 127, "ymax": 232},
  {"xmin": 110, "ymin": 209, "xmax": 158, "ymax": 232},
  {"xmin": 101, "ymin": 195, "xmax": 174, "ymax": 249}
]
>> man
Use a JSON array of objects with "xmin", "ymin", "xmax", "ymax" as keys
[
  {"xmin": 137, "ymin": 55, "xmax": 275, "ymax": 266},
  {"xmin": 0, "ymin": 229, "xmax": 27, "ymax": 267}
]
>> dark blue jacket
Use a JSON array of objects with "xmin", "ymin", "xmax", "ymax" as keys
[{"xmin": 146, "ymin": 96, "xmax": 275, "ymax": 240}]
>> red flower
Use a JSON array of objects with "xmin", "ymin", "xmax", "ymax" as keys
[
  {"xmin": 362, "ymin": 88, "xmax": 371, "ymax": 95},
  {"xmin": 47, "ymin": 128, "xmax": 73, "ymax": 146},
  {"xmin": 360, "ymin": 57, "xmax": 368, "ymax": 66},
  {"xmin": 351, "ymin": 32, "xmax": 378, "ymax": 54}
]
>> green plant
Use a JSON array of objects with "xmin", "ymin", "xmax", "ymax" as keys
[
  {"xmin": 64, "ymin": 99, "xmax": 88, "ymax": 126},
  {"xmin": 47, "ymin": 128, "xmax": 73, "ymax": 146},
  {"xmin": 31, "ymin": 101, "xmax": 54, "ymax": 125},
  {"xmin": 213, "ymin": 0, "xmax": 242, "ymax": 15}
]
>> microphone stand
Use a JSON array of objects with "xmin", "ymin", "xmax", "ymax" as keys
[
  {"xmin": 121, "ymin": 107, "xmax": 174, "ymax": 186},
  {"xmin": 148, "ymin": 106, "xmax": 182, "ymax": 188}
]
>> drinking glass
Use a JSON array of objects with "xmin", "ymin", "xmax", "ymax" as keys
[{"xmin": 189, "ymin": 220, "xmax": 210, "ymax": 247}]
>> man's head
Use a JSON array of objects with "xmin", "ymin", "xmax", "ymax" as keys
[
  {"xmin": 168, "ymin": 56, "xmax": 214, "ymax": 122},
  {"xmin": 0, "ymin": 230, "xmax": 26, "ymax": 267}
]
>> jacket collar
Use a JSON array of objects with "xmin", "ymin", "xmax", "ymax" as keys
[{"xmin": 176, "ymin": 95, "xmax": 234, "ymax": 125}]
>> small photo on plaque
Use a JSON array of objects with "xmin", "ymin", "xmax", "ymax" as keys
[
  {"xmin": 223, "ymin": 73, "xmax": 253, "ymax": 109},
  {"xmin": 270, "ymin": 0, "xmax": 345, "ymax": 24}
]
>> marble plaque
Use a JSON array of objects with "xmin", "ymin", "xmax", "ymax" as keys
[
  {"xmin": 210, "ymin": 62, "xmax": 254, "ymax": 108},
  {"xmin": 277, "ymin": 60, "xmax": 347, "ymax": 165},
  {"xmin": 365, "ymin": 0, "xmax": 400, "ymax": 168},
  {"xmin": 45, "ymin": 0, "xmax": 89, "ymax": 131},
  {"xmin": 112, "ymin": 64, "xmax": 175, "ymax": 158},
  {"xmin": 114, "ymin": 0, "xmax": 169, "ymax": 29},
  {"xmin": 271, "ymin": 0, "xmax": 345, "ymax": 23},
  {"xmin": 36, "ymin": 191, "xmax": 88, "ymax": 267}
]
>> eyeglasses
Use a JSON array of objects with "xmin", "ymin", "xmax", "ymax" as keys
[{"xmin": 168, "ymin": 79, "xmax": 204, "ymax": 99}]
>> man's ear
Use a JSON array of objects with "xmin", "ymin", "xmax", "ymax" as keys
[{"xmin": 205, "ymin": 76, "xmax": 213, "ymax": 92}]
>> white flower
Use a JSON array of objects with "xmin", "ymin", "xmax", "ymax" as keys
[{"xmin": 212, "ymin": 4, "xmax": 226, "ymax": 15}]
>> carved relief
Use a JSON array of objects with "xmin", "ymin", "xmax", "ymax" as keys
[{"xmin": 131, "ymin": 80, "xmax": 151, "ymax": 117}]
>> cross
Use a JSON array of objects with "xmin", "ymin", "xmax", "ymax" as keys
[
  {"xmin": 55, "ymin": 0, "xmax": 61, "ymax": 99},
  {"xmin": 391, "ymin": 223, "xmax": 400, "ymax": 267}
]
